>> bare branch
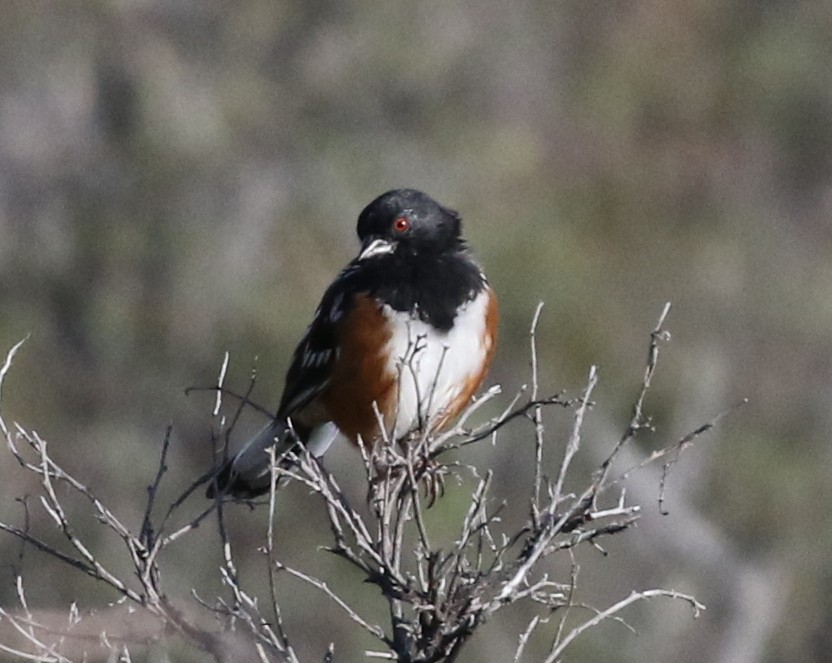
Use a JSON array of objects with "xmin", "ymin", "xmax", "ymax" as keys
[
  {"xmin": 593, "ymin": 302, "xmax": 672, "ymax": 503},
  {"xmin": 0, "ymin": 301, "xmax": 729, "ymax": 662},
  {"xmin": 529, "ymin": 301, "xmax": 546, "ymax": 528},
  {"xmin": 544, "ymin": 589, "xmax": 705, "ymax": 662}
]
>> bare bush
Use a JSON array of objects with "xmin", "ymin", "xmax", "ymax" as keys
[{"xmin": 0, "ymin": 304, "xmax": 733, "ymax": 662}]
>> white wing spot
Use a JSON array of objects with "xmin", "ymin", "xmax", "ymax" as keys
[
  {"xmin": 302, "ymin": 347, "xmax": 332, "ymax": 369},
  {"xmin": 326, "ymin": 291, "xmax": 345, "ymax": 322}
]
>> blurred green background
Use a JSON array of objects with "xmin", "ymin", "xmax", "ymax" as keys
[{"xmin": 1, "ymin": 1, "xmax": 831, "ymax": 661}]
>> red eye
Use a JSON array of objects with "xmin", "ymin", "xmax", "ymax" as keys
[{"xmin": 394, "ymin": 216, "xmax": 410, "ymax": 232}]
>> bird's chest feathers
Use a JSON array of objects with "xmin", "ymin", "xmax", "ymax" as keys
[{"xmin": 381, "ymin": 289, "xmax": 489, "ymax": 437}]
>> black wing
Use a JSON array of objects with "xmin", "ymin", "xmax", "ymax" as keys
[{"xmin": 276, "ymin": 265, "xmax": 360, "ymax": 417}]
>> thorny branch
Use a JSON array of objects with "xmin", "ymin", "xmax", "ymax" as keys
[{"xmin": 0, "ymin": 303, "xmax": 729, "ymax": 662}]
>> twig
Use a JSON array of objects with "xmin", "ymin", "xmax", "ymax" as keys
[
  {"xmin": 593, "ymin": 302, "xmax": 671, "ymax": 506},
  {"xmin": 0, "ymin": 337, "xmax": 28, "ymax": 441},
  {"xmin": 544, "ymin": 589, "xmax": 705, "ymax": 662},
  {"xmin": 514, "ymin": 614, "xmax": 543, "ymax": 663},
  {"xmin": 214, "ymin": 352, "xmax": 230, "ymax": 416},
  {"xmin": 553, "ymin": 365, "xmax": 598, "ymax": 505},
  {"xmin": 184, "ymin": 385, "xmax": 273, "ymax": 420},
  {"xmin": 140, "ymin": 425, "xmax": 173, "ymax": 551},
  {"xmin": 529, "ymin": 301, "xmax": 546, "ymax": 528},
  {"xmin": 277, "ymin": 562, "xmax": 388, "ymax": 644}
]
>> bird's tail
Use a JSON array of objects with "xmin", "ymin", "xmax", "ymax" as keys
[
  {"xmin": 206, "ymin": 418, "xmax": 293, "ymax": 499},
  {"xmin": 206, "ymin": 419, "xmax": 341, "ymax": 499}
]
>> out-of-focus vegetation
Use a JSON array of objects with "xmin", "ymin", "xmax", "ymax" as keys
[{"xmin": 1, "ymin": 1, "xmax": 830, "ymax": 661}]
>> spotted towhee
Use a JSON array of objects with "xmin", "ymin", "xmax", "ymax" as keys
[{"xmin": 208, "ymin": 189, "xmax": 498, "ymax": 498}]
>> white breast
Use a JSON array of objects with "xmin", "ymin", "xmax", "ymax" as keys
[{"xmin": 383, "ymin": 288, "xmax": 490, "ymax": 439}]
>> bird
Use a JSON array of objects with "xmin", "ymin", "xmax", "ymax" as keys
[{"xmin": 208, "ymin": 188, "xmax": 498, "ymax": 499}]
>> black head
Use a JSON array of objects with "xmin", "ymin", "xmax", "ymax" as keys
[{"xmin": 356, "ymin": 189, "xmax": 463, "ymax": 260}]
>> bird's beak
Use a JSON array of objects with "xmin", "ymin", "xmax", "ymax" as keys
[{"xmin": 359, "ymin": 237, "xmax": 396, "ymax": 261}]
